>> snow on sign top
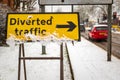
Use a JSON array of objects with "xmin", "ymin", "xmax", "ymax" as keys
[
  {"xmin": 39, "ymin": 0, "xmax": 113, "ymax": 5},
  {"xmin": 6, "ymin": 13, "xmax": 80, "ymax": 41}
]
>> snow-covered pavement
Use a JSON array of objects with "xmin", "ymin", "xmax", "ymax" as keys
[
  {"xmin": 0, "ymin": 42, "xmax": 72, "ymax": 80},
  {"xmin": 67, "ymin": 37, "xmax": 120, "ymax": 80},
  {"xmin": 0, "ymin": 37, "xmax": 120, "ymax": 80}
]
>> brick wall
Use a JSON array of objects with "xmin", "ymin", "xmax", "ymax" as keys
[{"xmin": 2, "ymin": 0, "xmax": 14, "ymax": 9}]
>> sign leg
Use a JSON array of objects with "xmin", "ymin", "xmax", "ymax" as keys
[
  {"xmin": 22, "ymin": 44, "xmax": 27, "ymax": 80},
  {"xmin": 60, "ymin": 43, "xmax": 64, "ymax": 80},
  {"xmin": 18, "ymin": 44, "xmax": 22, "ymax": 80},
  {"xmin": 42, "ymin": 45, "xmax": 46, "ymax": 54}
]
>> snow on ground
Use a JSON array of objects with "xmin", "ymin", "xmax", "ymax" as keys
[
  {"xmin": 67, "ymin": 37, "xmax": 120, "ymax": 80},
  {"xmin": 112, "ymin": 31, "xmax": 120, "ymax": 34},
  {"xmin": 0, "ymin": 42, "xmax": 72, "ymax": 80},
  {"xmin": 1, "ymin": 37, "xmax": 120, "ymax": 80}
]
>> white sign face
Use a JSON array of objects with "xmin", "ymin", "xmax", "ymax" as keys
[{"xmin": 39, "ymin": 0, "xmax": 113, "ymax": 5}]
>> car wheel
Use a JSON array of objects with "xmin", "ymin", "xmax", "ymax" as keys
[
  {"xmin": 88, "ymin": 35, "xmax": 94, "ymax": 41},
  {"xmin": 88, "ymin": 35, "xmax": 91, "ymax": 40}
]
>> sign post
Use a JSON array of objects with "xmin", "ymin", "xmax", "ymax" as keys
[
  {"xmin": 107, "ymin": 5, "xmax": 112, "ymax": 61},
  {"xmin": 40, "ymin": 5, "xmax": 46, "ymax": 55}
]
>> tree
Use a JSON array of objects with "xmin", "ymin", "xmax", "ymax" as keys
[
  {"xmin": 75, "ymin": 0, "xmax": 120, "ymax": 23},
  {"xmin": 113, "ymin": 0, "xmax": 120, "ymax": 12},
  {"xmin": 74, "ymin": 5, "xmax": 90, "ymax": 23},
  {"xmin": 75, "ymin": 5, "xmax": 105, "ymax": 23}
]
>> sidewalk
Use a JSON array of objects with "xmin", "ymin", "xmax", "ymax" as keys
[
  {"xmin": 67, "ymin": 37, "xmax": 120, "ymax": 80},
  {"xmin": 0, "ymin": 42, "xmax": 72, "ymax": 80}
]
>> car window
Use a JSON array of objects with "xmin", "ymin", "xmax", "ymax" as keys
[{"xmin": 96, "ymin": 27, "xmax": 108, "ymax": 30}]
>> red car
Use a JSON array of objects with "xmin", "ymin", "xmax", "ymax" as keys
[{"xmin": 88, "ymin": 24, "xmax": 108, "ymax": 41}]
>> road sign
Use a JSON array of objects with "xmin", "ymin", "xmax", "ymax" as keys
[
  {"xmin": 39, "ymin": 0, "xmax": 113, "ymax": 5},
  {"xmin": 6, "ymin": 13, "xmax": 80, "ymax": 41}
]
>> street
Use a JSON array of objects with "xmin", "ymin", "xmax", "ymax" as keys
[{"xmin": 81, "ymin": 31, "xmax": 120, "ymax": 59}]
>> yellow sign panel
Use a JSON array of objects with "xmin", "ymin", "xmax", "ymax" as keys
[{"xmin": 6, "ymin": 13, "xmax": 80, "ymax": 41}]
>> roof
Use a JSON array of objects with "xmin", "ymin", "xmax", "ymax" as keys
[{"xmin": 93, "ymin": 24, "xmax": 108, "ymax": 27}]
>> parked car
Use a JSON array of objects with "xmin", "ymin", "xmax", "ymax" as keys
[{"xmin": 88, "ymin": 24, "xmax": 108, "ymax": 41}]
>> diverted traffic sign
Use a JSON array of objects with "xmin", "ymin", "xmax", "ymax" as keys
[
  {"xmin": 6, "ymin": 13, "xmax": 80, "ymax": 41},
  {"xmin": 39, "ymin": 0, "xmax": 113, "ymax": 5}
]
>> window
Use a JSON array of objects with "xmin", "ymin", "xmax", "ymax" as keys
[{"xmin": 96, "ymin": 27, "xmax": 108, "ymax": 30}]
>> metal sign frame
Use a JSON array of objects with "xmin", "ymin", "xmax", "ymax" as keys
[
  {"xmin": 18, "ymin": 43, "xmax": 64, "ymax": 80},
  {"xmin": 38, "ymin": 0, "xmax": 113, "ymax": 62}
]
